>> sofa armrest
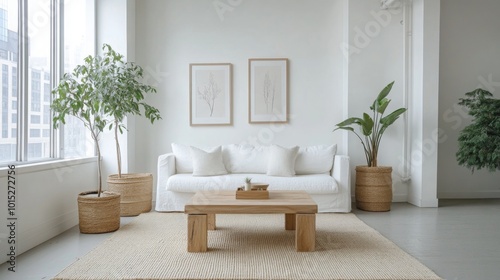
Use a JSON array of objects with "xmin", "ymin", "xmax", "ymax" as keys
[
  {"xmin": 332, "ymin": 155, "xmax": 351, "ymax": 210},
  {"xmin": 156, "ymin": 153, "xmax": 176, "ymax": 202}
]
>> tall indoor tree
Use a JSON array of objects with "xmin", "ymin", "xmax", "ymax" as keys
[
  {"xmin": 98, "ymin": 44, "xmax": 162, "ymax": 217},
  {"xmin": 51, "ymin": 46, "xmax": 121, "ymax": 233},
  {"xmin": 99, "ymin": 44, "xmax": 161, "ymax": 178}
]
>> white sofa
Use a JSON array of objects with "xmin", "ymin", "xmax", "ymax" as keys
[{"xmin": 155, "ymin": 144, "xmax": 351, "ymax": 213}]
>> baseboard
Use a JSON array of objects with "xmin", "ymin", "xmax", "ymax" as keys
[
  {"xmin": 20, "ymin": 210, "xmax": 78, "ymax": 253},
  {"xmin": 408, "ymin": 197, "xmax": 439, "ymax": 207},
  {"xmin": 392, "ymin": 193, "xmax": 407, "ymax": 202},
  {"xmin": 438, "ymin": 191, "xmax": 500, "ymax": 199},
  {"xmin": 0, "ymin": 210, "xmax": 78, "ymax": 264}
]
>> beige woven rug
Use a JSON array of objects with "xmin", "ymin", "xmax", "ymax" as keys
[{"xmin": 53, "ymin": 212, "xmax": 441, "ymax": 280}]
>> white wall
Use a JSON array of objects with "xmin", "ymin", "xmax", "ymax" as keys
[
  {"xmin": 438, "ymin": 0, "xmax": 500, "ymax": 198},
  {"xmin": 134, "ymin": 0, "xmax": 345, "ymax": 189},
  {"xmin": 346, "ymin": 0, "xmax": 408, "ymax": 201},
  {"xmin": 0, "ymin": 159, "xmax": 97, "ymax": 264}
]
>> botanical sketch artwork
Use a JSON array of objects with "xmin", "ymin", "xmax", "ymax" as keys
[
  {"xmin": 255, "ymin": 67, "xmax": 283, "ymax": 115},
  {"xmin": 197, "ymin": 71, "xmax": 223, "ymax": 117},
  {"xmin": 190, "ymin": 63, "xmax": 232, "ymax": 125},
  {"xmin": 263, "ymin": 71, "xmax": 277, "ymax": 113},
  {"xmin": 249, "ymin": 59, "xmax": 288, "ymax": 123}
]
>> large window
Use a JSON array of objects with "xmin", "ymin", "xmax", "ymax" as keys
[
  {"xmin": 0, "ymin": 0, "xmax": 95, "ymax": 165},
  {"xmin": 62, "ymin": 0, "xmax": 95, "ymax": 158}
]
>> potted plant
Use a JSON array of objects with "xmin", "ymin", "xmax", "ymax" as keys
[
  {"xmin": 51, "ymin": 48, "xmax": 121, "ymax": 233},
  {"xmin": 456, "ymin": 88, "xmax": 500, "ymax": 171},
  {"xmin": 244, "ymin": 177, "xmax": 252, "ymax": 191},
  {"xmin": 99, "ymin": 44, "xmax": 162, "ymax": 217},
  {"xmin": 334, "ymin": 81, "xmax": 406, "ymax": 211}
]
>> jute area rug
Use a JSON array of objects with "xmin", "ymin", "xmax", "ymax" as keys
[{"xmin": 53, "ymin": 212, "xmax": 441, "ymax": 280}]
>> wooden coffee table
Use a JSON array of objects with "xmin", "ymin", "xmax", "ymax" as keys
[{"xmin": 184, "ymin": 190, "xmax": 318, "ymax": 252}]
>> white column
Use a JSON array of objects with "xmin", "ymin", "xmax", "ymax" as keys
[{"xmin": 408, "ymin": 0, "xmax": 440, "ymax": 207}]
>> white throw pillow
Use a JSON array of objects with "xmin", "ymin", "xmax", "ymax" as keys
[
  {"xmin": 171, "ymin": 143, "xmax": 193, "ymax": 173},
  {"xmin": 222, "ymin": 144, "xmax": 269, "ymax": 173},
  {"xmin": 295, "ymin": 144, "xmax": 337, "ymax": 174},
  {"xmin": 190, "ymin": 146, "xmax": 228, "ymax": 176},
  {"xmin": 267, "ymin": 145, "xmax": 299, "ymax": 177}
]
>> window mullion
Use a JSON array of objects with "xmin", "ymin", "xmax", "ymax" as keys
[
  {"xmin": 51, "ymin": 0, "xmax": 62, "ymax": 159},
  {"xmin": 17, "ymin": 0, "xmax": 28, "ymax": 162}
]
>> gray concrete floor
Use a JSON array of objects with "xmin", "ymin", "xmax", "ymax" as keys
[
  {"xmin": 353, "ymin": 199, "xmax": 500, "ymax": 280},
  {"xmin": 1, "ymin": 200, "xmax": 499, "ymax": 280}
]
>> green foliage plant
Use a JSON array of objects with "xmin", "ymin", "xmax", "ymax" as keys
[
  {"xmin": 333, "ymin": 81, "xmax": 407, "ymax": 167},
  {"xmin": 51, "ymin": 44, "xmax": 161, "ymax": 197},
  {"xmin": 456, "ymin": 88, "xmax": 500, "ymax": 172},
  {"xmin": 99, "ymin": 44, "xmax": 161, "ymax": 178},
  {"xmin": 51, "ymin": 47, "xmax": 111, "ymax": 197}
]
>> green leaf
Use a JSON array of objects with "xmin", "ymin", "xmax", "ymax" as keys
[
  {"xmin": 336, "ymin": 117, "xmax": 363, "ymax": 127},
  {"xmin": 333, "ymin": 127, "xmax": 355, "ymax": 133},
  {"xmin": 361, "ymin": 113, "xmax": 374, "ymax": 136},
  {"xmin": 377, "ymin": 98, "xmax": 390, "ymax": 114},
  {"xmin": 380, "ymin": 108, "xmax": 407, "ymax": 126},
  {"xmin": 376, "ymin": 81, "xmax": 394, "ymax": 103}
]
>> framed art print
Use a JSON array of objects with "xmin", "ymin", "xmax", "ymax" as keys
[
  {"xmin": 189, "ymin": 63, "xmax": 232, "ymax": 126},
  {"xmin": 248, "ymin": 58, "xmax": 288, "ymax": 123}
]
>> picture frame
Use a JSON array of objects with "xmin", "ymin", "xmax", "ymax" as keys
[
  {"xmin": 248, "ymin": 58, "xmax": 288, "ymax": 123},
  {"xmin": 189, "ymin": 63, "xmax": 232, "ymax": 126}
]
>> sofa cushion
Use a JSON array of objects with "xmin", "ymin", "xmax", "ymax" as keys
[
  {"xmin": 190, "ymin": 146, "xmax": 227, "ymax": 176},
  {"xmin": 267, "ymin": 145, "xmax": 299, "ymax": 177},
  {"xmin": 295, "ymin": 144, "xmax": 337, "ymax": 175},
  {"xmin": 166, "ymin": 173, "xmax": 338, "ymax": 194},
  {"xmin": 171, "ymin": 143, "xmax": 193, "ymax": 173},
  {"xmin": 222, "ymin": 144, "xmax": 269, "ymax": 173}
]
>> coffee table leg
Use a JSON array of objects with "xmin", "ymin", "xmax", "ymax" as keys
[
  {"xmin": 187, "ymin": 214, "xmax": 207, "ymax": 252},
  {"xmin": 207, "ymin": 213, "xmax": 216, "ymax": 230},
  {"xmin": 285, "ymin": 213, "xmax": 296, "ymax": 230},
  {"xmin": 296, "ymin": 214, "xmax": 315, "ymax": 252}
]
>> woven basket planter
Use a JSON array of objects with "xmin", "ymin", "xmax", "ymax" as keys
[
  {"xmin": 78, "ymin": 191, "xmax": 121, "ymax": 234},
  {"xmin": 107, "ymin": 173, "xmax": 153, "ymax": 217},
  {"xmin": 355, "ymin": 166, "xmax": 393, "ymax": 212}
]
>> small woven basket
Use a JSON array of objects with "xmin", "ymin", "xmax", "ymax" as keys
[
  {"xmin": 78, "ymin": 191, "xmax": 121, "ymax": 234},
  {"xmin": 108, "ymin": 173, "xmax": 153, "ymax": 217},
  {"xmin": 355, "ymin": 166, "xmax": 393, "ymax": 212}
]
